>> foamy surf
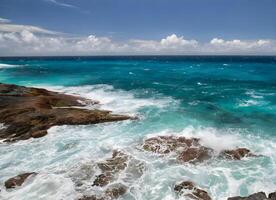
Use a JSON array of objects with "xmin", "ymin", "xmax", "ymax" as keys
[
  {"xmin": 0, "ymin": 54, "xmax": 276, "ymax": 200},
  {"xmin": 0, "ymin": 63, "xmax": 23, "ymax": 69}
]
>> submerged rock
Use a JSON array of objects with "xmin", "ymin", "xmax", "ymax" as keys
[
  {"xmin": 220, "ymin": 148, "xmax": 256, "ymax": 160},
  {"xmin": 0, "ymin": 83, "xmax": 132, "ymax": 142},
  {"xmin": 174, "ymin": 181, "xmax": 212, "ymax": 200},
  {"xmin": 4, "ymin": 172, "xmax": 37, "ymax": 189}
]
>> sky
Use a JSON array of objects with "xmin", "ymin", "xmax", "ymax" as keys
[{"xmin": 0, "ymin": 0, "xmax": 276, "ymax": 56}]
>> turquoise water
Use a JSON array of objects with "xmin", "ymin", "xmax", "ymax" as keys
[{"xmin": 0, "ymin": 56, "xmax": 276, "ymax": 199}]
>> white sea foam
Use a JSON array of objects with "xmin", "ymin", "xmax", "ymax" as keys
[
  {"xmin": 0, "ymin": 84, "xmax": 275, "ymax": 200},
  {"xmin": 41, "ymin": 84, "xmax": 177, "ymax": 115},
  {"xmin": 0, "ymin": 63, "xmax": 22, "ymax": 69}
]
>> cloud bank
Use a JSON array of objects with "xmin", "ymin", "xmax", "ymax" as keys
[{"xmin": 0, "ymin": 19, "xmax": 275, "ymax": 56}]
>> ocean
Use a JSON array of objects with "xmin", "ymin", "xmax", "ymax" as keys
[{"xmin": 0, "ymin": 56, "xmax": 275, "ymax": 200}]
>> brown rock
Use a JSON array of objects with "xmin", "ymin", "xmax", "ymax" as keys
[
  {"xmin": 177, "ymin": 146, "xmax": 213, "ymax": 164},
  {"xmin": 105, "ymin": 183, "xmax": 127, "ymax": 199},
  {"xmin": 227, "ymin": 192, "xmax": 268, "ymax": 200},
  {"xmin": 174, "ymin": 181, "xmax": 212, "ymax": 200},
  {"xmin": 0, "ymin": 83, "xmax": 132, "ymax": 142},
  {"xmin": 4, "ymin": 172, "xmax": 37, "ymax": 189},
  {"xmin": 220, "ymin": 148, "xmax": 255, "ymax": 160},
  {"xmin": 143, "ymin": 136, "xmax": 199, "ymax": 154},
  {"xmin": 92, "ymin": 173, "xmax": 112, "ymax": 187},
  {"xmin": 143, "ymin": 135, "xmax": 213, "ymax": 163}
]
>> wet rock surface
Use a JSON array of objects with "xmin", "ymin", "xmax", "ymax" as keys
[
  {"xmin": 4, "ymin": 172, "xmax": 37, "ymax": 189},
  {"xmin": 142, "ymin": 135, "xmax": 256, "ymax": 163},
  {"xmin": 220, "ymin": 148, "xmax": 256, "ymax": 160},
  {"xmin": 142, "ymin": 136, "xmax": 213, "ymax": 163},
  {"xmin": 174, "ymin": 181, "xmax": 212, "ymax": 200},
  {"xmin": 0, "ymin": 83, "xmax": 132, "ymax": 142},
  {"xmin": 228, "ymin": 191, "xmax": 276, "ymax": 200},
  {"xmin": 76, "ymin": 151, "xmax": 144, "ymax": 200}
]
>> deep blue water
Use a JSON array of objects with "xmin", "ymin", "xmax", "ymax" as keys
[{"xmin": 0, "ymin": 56, "xmax": 276, "ymax": 200}]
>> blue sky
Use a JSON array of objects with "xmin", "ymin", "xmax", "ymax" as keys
[{"xmin": 0, "ymin": 0, "xmax": 276, "ymax": 55}]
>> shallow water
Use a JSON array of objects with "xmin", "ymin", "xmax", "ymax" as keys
[{"xmin": 0, "ymin": 56, "xmax": 275, "ymax": 199}]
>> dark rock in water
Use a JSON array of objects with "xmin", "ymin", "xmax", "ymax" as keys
[
  {"xmin": 177, "ymin": 146, "xmax": 213, "ymax": 164},
  {"xmin": 0, "ymin": 83, "xmax": 132, "ymax": 142},
  {"xmin": 220, "ymin": 148, "xmax": 256, "ymax": 160},
  {"xmin": 105, "ymin": 183, "xmax": 127, "ymax": 199},
  {"xmin": 4, "ymin": 172, "xmax": 37, "ymax": 189},
  {"xmin": 92, "ymin": 173, "xmax": 112, "ymax": 187},
  {"xmin": 228, "ymin": 192, "xmax": 268, "ymax": 200},
  {"xmin": 93, "ymin": 150, "xmax": 129, "ymax": 187},
  {"xmin": 142, "ymin": 136, "xmax": 213, "ymax": 163},
  {"xmin": 228, "ymin": 191, "xmax": 276, "ymax": 200},
  {"xmin": 79, "ymin": 184, "xmax": 127, "ymax": 200},
  {"xmin": 79, "ymin": 196, "xmax": 104, "ymax": 200},
  {"xmin": 269, "ymin": 192, "xmax": 276, "ymax": 200},
  {"xmin": 143, "ymin": 136, "xmax": 200, "ymax": 154},
  {"xmin": 78, "ymin": 151, "xmax": 132, "ymax": 200},
  {"xmin": 174, "ymin": 181, "xmax": 212, "ymax": 200}
]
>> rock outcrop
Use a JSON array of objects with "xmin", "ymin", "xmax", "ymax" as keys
[
  {"xmin": 220, "ymin": 148, "xmax": 256, "ymax": 160},
  {"xmin": 76, "ymin": 150, "xmax": 144, "ymax": 200},
  {"xmin": 228, "ymin": 191, "xmax": 276, "ymax": 200},
  {"xmin": 174, "ymin": 181, "xmax": 212, "ymax": 200},
  {"xmin": 0, "ymin": 83, "xmax": 132, "ymax": 142},
  {"xmin": 4, "ymin": 172, "xmax": 37, "ymax": 189},
  {"xmin": 142, "ymin": 136, "xmax": 256, "ymax": 163},
  {"xmin": 142, "ymin": 136, "xmax": 213, "ymax": 163}
]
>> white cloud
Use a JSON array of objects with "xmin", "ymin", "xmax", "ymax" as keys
[
  {"xmin": 0, "ymin": 21, "xmax": 275, "ymax": 56},
  {"xmin": 160, "ymin": 34, "xmax": 198, "ymax": 47}
]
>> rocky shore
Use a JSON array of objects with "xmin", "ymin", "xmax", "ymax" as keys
[
  {"xmin": 0, "ymin": 83, "xmax": 132, "ymax": 142},
  {"xmin": 0, "ymin": 83, "xmax": 275, "ymax": 200}
]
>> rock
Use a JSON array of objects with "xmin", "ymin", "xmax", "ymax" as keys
[
  {"xmin": 174, "ymin": 181, "xmax": 212, "ymax": 200},
  {"xmin": 142, "ymin": 136, "xmax": 213, "ymax": 163},
  {"xmin": 105, "ymin": 183, "xmax": 127, "ymax": 199},
  {"xmin": 79, "ymin": 196, "xmax": 104, "ymax": 200},
  {"xmin": 92, "ymin": 151, "xmax": 129, "ymax": 187},
  {"xmin": 92, "ymin": 173, "xmax": 112, "ymax": 187},
  {"xmin": 220, "ymin": 148, "xmax": 255, "ymax": 160},
  {"xmin": 0, "ymin": 83, "xmax": 132, "ymax": 142},
  {"xmin": 177, "ymin": 146, "xmax": 213, "ymax": 164},
  {"xmin": 269, "ymin": 192, "xmax": 276, "ymax": 200},
  {"xmin": 228, "ymin": 192, "xmax": 276, "ymax": 200},
  {"xmin": 228, "ymin": 192, "xmax": 268, "ymax": 200},
  {"xmin": 143, "ymin": 136, "xmax": 199, "ymax": 154},
  {"xmin": 4, "ymin": 172, "xmax": 37, "ymax": 189}
]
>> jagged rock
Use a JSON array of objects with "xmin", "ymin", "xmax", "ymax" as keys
[
  {"xmin": 174, "ymin": 181, "xmax": 212, "ymax": 200},
  {"xmin": 79, "ymin": 196, "xmax": 104, "ymax": 200},
  {"xmin": 143, "ymin": 136, "xmax": 199, "ymax": 154},
  {"xmin": 92, "ymin": 173, "xmax": 113, "ymax": 187},
  {"xmin": 269, "ymin": 192, "xmax": 276, "ymax": 200},
  {"xmin": 142, "ymin": 136, "xmax": 213, "ymax": 163},
  {"xmin": 228, "ymin": 191, "xmax": 276, "ymax": 200},
  {"xmin": 177, "ymin": 146, "xmax": 213, "ymax": 164},
  {"xmin": 0, "ymin": 83, "xmax": 132, "ymax": 142},
  {"xmin": 220, "ymin": 148, "xmax": 256, "ymax": 160},
  {"xmin": 228, "ymin": 192, "xmax": 268, "ymax": 200},
  {"xmin": 105, "ymin": 183, "xmax": 127, "ymax": 199},
  {"xmin": 4, "ymin": 172, "xmax": 37, "ymax": 189}
]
